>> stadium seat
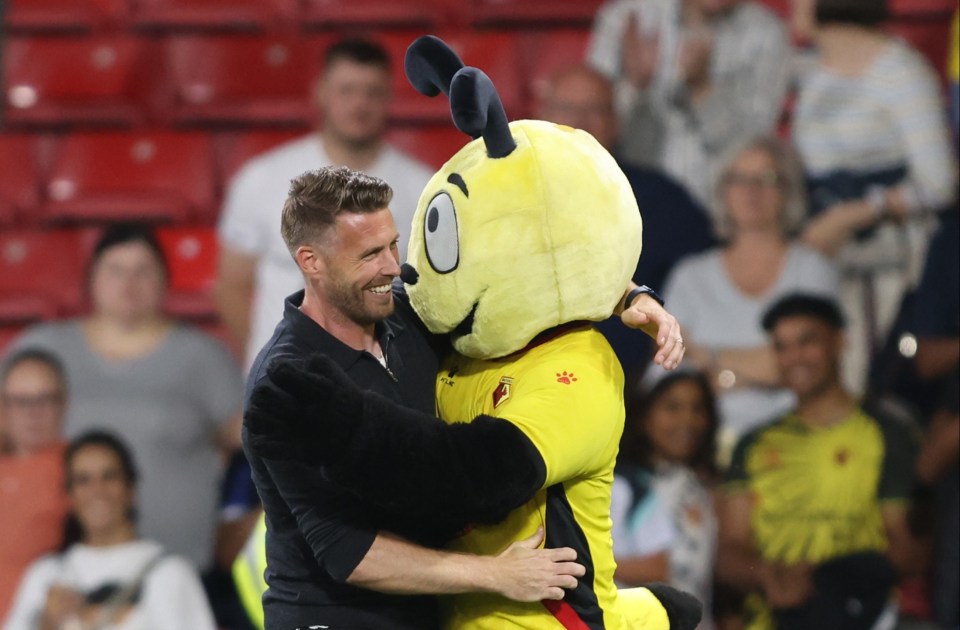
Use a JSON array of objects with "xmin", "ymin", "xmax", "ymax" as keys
[
  {"xmin": 386, "ymin": 126, "xmax": 468, "ymax": 170},
  {"xmin": 471, "ymin": 0, "xmax": 605, "ymax": 26},
  {"xmin": 155, "ymin": 226, "xmax": 219, "ymax": 319},
  {"xmin": 5, "ymin": 0, "xmax": 127, "ymax": 33},
  {"xmin": 164, "ymin": 35, "xmax": 323, "ymax": 127},
  {"xmin": 888, "ymin": 0, "xmax": 956, "ymax": 17},
  {"xmin": 214, "ymin": 129, "xmax": 303, "ymax": 187},
  {"xmin": 298, "ymin": 0, "xmax": 441, "ymax": 28},
  {"xmin": 522, "ymin": 29, "xmax": 593, "ymax": 112},
  {"xmin": 0, "ymin": 325, "xmax": 27, "ymax": 356},
  {"xmin": 0, "ymin": 135, "xmax": 43, "ymax": 225},
  {"xmin": 41, "ymin": 131, "xmax": 216, "ymax": 224},
  {"xmin": 0, "ymin": 229, "xmax": 88, "ymax": 322},
  {"xmin": 381, "ymin": 31, "xmax": 525, "ymax": 122},
  {"xmin": 131, "ymin": 0, "xmax": 298, "ymax": 31},
  {"xmin": 3, "ymin": 36, "xmax": 160, "ymax": 128}
]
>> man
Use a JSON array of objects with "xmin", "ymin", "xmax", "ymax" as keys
[
  {"xmin": 538, "ymin": 64, "xmax": 714, "ymax": 378},
  {"xmin": 587, "ymin": 0, "xmax": 790, "ymax": 208},
  {"xmin": 216, "ymin": 37, "xmax": 433, "ymax": 370},
  {"xmin": 243, "ymin": 167, "xmax": 588, "ymax": 630},
  {"xmin": 0, "ymin": 349, "xmax": 70, "ymax": 617},
  {"xmin": 716, "ymin": 294, "xmax": 922, "ymax": 629}
]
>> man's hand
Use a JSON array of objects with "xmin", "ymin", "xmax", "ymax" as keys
[
  {"xmin": 490, "ymin": 527, "xmax": 585, "ymax": 602},
  {"xmin": 40, "ymin": 585, "xmax": 84, "ymax": 630},
  {"xmin": 760, "ymin": 561, "xmax": 814, "ymax": 610},
  {"xmin": 622, "ymin": 12, "xmax": 659, "ymax": 89},
  {"xmin": 621, "ymin": 293, "xmax": 686, "ymax": 369}
]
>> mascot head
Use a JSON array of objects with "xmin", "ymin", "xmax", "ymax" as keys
[{"xmin": 402, "ymin": 36, "xmax": 642, "ymax": 359}]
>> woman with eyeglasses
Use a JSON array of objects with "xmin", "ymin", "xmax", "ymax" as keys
[
  {"xmin": 653, "ymin": 136, "xmax": 839, "ymax": 466},
  {"xmin": 3, "ymin": 430, "xmax": 216, "ymax": 630}
]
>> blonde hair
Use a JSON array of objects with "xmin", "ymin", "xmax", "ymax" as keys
[{"xmin": 711, "ymin": 135, "xmax": 808, "ymax": 241}]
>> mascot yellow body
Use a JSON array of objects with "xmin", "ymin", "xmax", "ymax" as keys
[{"xmin": 400, "ymin": 39, "xmax": 670, "ymax": 630}]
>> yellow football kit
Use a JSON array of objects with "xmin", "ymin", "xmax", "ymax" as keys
[
  {"xmin": 435, "ymin": 324, "xmax": 630, "ymax": 629},
  {"xmin": 724, "ymin": 407, "xmax": 917, "ymax": 630}
]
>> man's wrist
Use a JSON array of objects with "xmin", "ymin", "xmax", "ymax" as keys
[{"xmin": 626, "ymin": 285, "xmax": 664, "ymax": 309}]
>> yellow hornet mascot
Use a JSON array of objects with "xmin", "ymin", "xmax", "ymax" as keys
[{"xmin": 245, "ymin": 36, "xmax": 700, "ymax": 630}]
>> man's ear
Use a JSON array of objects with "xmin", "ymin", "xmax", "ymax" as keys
[{"xmin": 295, "ymin": 245, "xmax": 324, "ymax": 277}]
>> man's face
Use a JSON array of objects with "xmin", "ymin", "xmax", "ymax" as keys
[
  {"xmin": 538, "ymin": 70, "xmax": 618, "ymax": 151},
  {"xmin": 771, "ymin": 316, "xmax": 843, "ymax": 401},
  {"xmin": 316, "ymin": 59, "xmax": 390, "ymax": 148},
  {"xmin": 318, "ymin": 208, "xmax": 401, "ymax": 327},
  {"xmin": 1, "ymin": 359, "xmax": 64, "ymax": 456}
]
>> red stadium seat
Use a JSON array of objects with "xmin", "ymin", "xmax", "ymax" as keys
[
  {"xmin": 41, "ymin": 132, "xmax": 216, "ymax": 225},
  {"xmin": 386, "ymin": 126, "xmax": 468, "ymax": 170},
  {"xmin": 522, "ymin": 29, "xmax": 593, "ymax": 113},
  {"xmin": 888, "ymin": 0, "xmax": 956, "ymax": 17},
  {"xmin": 0, "ymin": 325, "xmax": 27, "ymax": 356},
  {"xmin": 0, "ymin": 135, "xmax": 43, "ymax": 225},
  {"xmin": 472, "ymin": 0, "xmax": 605, "ymax": 26},
  {"xmin": 132, "ymin": 0, "xmax": 298, "ymax": 31},
  {"xmin": 215, "ymin": 130, "xmax": 304, "ymax": 187},
  {"xmin": 164, "ymin": 35, "xmax": 323, "ymax": 127},
  {"xmin": 5, "ymin": 0, "xmax": 127, "ymax": 33},
  {"xmin": 298, "ymin": 0, "xmax": 441, "ymax": 28},
  {"xmin": 382, "ymin": 31, "xmax": 525, "ymax": 122},
  {"xmin": 3, "ymin": 36, "xmax": 160, "ymax": 128},
  {"xmin": 155, "ymin": 226, "xmax": 219, "ymax": 319},
  {"xmin": 0, "ymin": 229, "xmax": 88, "ymax": 322}
]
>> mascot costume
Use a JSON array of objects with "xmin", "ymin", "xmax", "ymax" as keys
[{"xmin": 244, "ymin": 36, "xmax": 701, "ymax": 630}]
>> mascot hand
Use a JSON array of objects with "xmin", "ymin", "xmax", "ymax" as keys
[
  {"xmin": 243, "ymin": 354, "xmax": 364, "ymax": 461},
  {"xmin": 645, "ymin": 583, "xmax": 702, "ymax": 630}
]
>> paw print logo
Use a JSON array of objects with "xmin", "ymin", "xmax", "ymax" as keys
[{"xmin": 556, "ymin": 371, "xmax": 578, "ymax": 385}]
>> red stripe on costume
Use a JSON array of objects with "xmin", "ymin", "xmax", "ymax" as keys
[{"xmin": 543, "ymin": 600, "xmax": 591, "ymax": 630}]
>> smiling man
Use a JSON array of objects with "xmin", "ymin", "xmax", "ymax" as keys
[
  {"xmin": 242, "ymin": 166, "xmax": 592, "ymax": 630},
  {"xmin": 716, "ymin": 293, "xmax": 922, "ymax": 630}
]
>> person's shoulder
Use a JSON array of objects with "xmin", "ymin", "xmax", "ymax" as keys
[
  {"xmin": 15, "ymin": 319, "xmax": 83, "ymax": 351},
  {"xmin": 170, "ymin": 325, "xmax": 237, "ymax": 360},
  {"xmin": 737, "ymin": 0, "xmax": 786, "ymax": 29},
  {"xmin": 382, "ymin": 144, "xmax": 434, "ymax": 179},
  {"xmin": 789, "ymin": 242, "xmax": 837, "ymax": 273},
  {"xmin": 230, "ymin": 135, "xmax": 319, "ymax": 183},
  {"xmin": 859, "ymin": 397, "xmax": 921, "ymax": 443},
  {"xmin": 672, "ymin": 247, "xmax": 724, "ymax": 277}
]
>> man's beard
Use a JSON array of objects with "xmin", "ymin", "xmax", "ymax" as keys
[{"xmin": 326, "ymin": 273, "xmax": 392, "ymax": 327}]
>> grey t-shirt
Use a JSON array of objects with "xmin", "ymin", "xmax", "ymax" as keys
[{"xmin": 13, "ymin": 322, "xmax": 243, "ymax": 569}]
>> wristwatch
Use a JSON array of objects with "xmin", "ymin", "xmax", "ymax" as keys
[{"xmin": 625, "ymin": 285, "xmax": 664, "ymax": 308}]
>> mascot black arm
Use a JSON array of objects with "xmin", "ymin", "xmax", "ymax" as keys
[{"xmin": 245, "ymin": 353, "xmax": 547, "ymax": 527}]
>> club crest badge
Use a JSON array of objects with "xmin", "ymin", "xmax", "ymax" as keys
[{"xmin": 492, "ymin": 376, "xmax": 513, "ymax": 408}]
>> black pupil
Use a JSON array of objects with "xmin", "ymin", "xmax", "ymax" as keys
[{"xmin": 427, "ymin": 207, "xmax": 439, "ymax": 232}]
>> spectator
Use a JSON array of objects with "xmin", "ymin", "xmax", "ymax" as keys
[
  {"xmin": 0, "ymin": 349, "xmax": 70, "ymax": 619},
  {"xmin": 910, "ymin": 211, "xmax": 959, "ymax": 629},
  {"xmin": 792, "ymin": 0, "xmax": 958, "ymax": 393},
  {"xmin": 537, "ymin": 64, "xmax": 715, "ymax": 378},
  {"xmin": 11, "ymin": 223, "xmax": 244, "ymax": 571},
  {"xmin": 216, "ymin": 37, "xmax": 433, "ymax": 370},
  {"xmin": 612, "ymin": 369, "xmax": 719, "ymax": 629},
  {"xmin": 587, "ymin": 0, "xmax": 791, "ymax": 208},
  {"xmin": 3, "ymin": 431, "xmax": 216, "ymax": 630},
  {"xmin": 717, "ymin": 294, "xmax": 923, "ymax": 630},
  {"xmin": 657, "ymin": 136, "xmax": 838, "ymax": 463}
]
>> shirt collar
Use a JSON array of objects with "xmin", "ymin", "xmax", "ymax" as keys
[{"xmin": 282, "ymin": 290, "xmax": 404, "ymax": 368}]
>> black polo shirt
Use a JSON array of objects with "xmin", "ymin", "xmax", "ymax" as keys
[{"xmin": 242, "ymin": 289, "xmax": 445, "ymax": 630}]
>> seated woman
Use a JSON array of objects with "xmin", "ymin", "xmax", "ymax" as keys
[
  {"xmin": 612, "ymin": 370, "xmax": 720, "ymax": 630},
  {"xmin": 658, "ymin": 136, "xmax": 839, "ymax": 463},
  {"xmin": 3, "ymin": 431, "xmax": 216, "ymax": 630}
]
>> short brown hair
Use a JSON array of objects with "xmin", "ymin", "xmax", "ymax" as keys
[{"xmin": 280, "ymin": 166, "xmax": 393, "ymax": 255}]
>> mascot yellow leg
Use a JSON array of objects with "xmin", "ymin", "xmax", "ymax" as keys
[{"xmin": 619, "ymin": 584, "xmax": 703, "ymax": 630}]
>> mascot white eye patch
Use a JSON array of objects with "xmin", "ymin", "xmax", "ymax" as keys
[{"xmin": 424, "ymin": 191, "xmax": 460, "ymax": 273}]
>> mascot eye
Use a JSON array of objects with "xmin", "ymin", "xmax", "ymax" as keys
[{"xmin": 423, "ymin": 192, "xmax": 459, "ymax": 274}]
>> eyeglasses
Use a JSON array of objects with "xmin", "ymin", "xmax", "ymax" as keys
[
  {"xmin": 723, "ymin": 170, "xmax": 782, "ymax": 190},
  {"xmin": 1, "ymin": 392, "xmax": 64, "ymax": 410}
]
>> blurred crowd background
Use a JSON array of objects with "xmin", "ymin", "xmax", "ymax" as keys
[{"xmin": 0, "ymin": 0, "xmax": 957, "ymax": 629}]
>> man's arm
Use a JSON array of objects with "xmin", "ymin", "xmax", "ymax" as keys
[
  {"xmin": 214, "ymin": 245, "xmax": 258, "ymax": 349},
  {"xmin": 617, "ymin": 282, "xmax": 685, "ymax": 369},
  {"xmin": 348, "ymin": 527, "xmax": 583, "ymax": 602},
  {"xmin": 715, "ymin": 489, "xmax": 764, "ymax": 592},
  {"xmin": 258, "ymin": 452, "xmax": 582, "ymax": 601}
]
